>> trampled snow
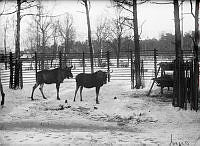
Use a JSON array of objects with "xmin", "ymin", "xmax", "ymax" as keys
[{"xmin": 0, "ymin": 77, "xmax": 200, "ymax": 145}]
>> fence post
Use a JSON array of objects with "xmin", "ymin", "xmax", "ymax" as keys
[
  {"xmin": 35, "ymin": 52, "xmax": 38, "ymax": 80},
  {"xmin": 59, "ymin": 51, "xmax": 62, "ymax": 68},
  {"xmin": 82, "ymin": 52, "xmax": 85, "ymax": 73},
  {"xmin": 141, "ymin": 59, "xmax": 144, "ymax": 88},
  {"xmin": 9, "ymin": 52, "xmax": 13, "ymax": 89},
  {"xmin": 4, "ymin": 53, "xmax": 7, "ymax": 70},
  {"xmin": 190, "ymin": 60, "xmax": 194, "ymax": 110},
  {"xmin": 194, "ymin": 58, "xmax": 199, "ymax": 111},
  {"xmin": 107, "ymin": 51, "xmax": 110, "ymax": 82},
  {"xmin": 154, "ymin": 49, "xmax": 157, "ymax": 78},
  {"xmin": 131, "ymin": 50, "xmax": 134, "ymax": 89},
  {"xmin": 20, "ymin": 61, "xmax": 23, "ymax": 89},
  {"xmin": 161, "ymin": 67, "xmax": 164, "ymax": 95}
]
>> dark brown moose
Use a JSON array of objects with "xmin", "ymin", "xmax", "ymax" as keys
[
  {"xmin": 31, "ymin": 66, "xmax": 73, "ymax": 100},
  {"xmin": 73, "ymin": 70, "xmax": 108, "ymax": 104}
]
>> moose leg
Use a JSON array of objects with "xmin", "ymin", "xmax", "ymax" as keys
[
  {"xmin": 0, "ymin": 83, "xmax": 5, "ymax": 106},
  {"xmin": 73, "ymin": 83, "xmax": 80, "ymax": 102},
  {"xmin": 96, "ymin": 87, "xmax": 100, "ymax": 104},
  {"xmin": 56, "ymin": 83, "xmax": 60, "ymax": 100},
  {"xmin": 80, "ymin": 86, "xmax": 83, "ymax": 101},
  {"xmin": 31, "ymin": 83, "xmax": 39, "ymax": 100},
  {"xmin": 39, "ymin": 83, "xmax": 46, "ymax": 99}
]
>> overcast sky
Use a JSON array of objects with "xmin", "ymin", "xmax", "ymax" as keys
[{"xmin": 0, "ymin": 0, "xmax": 197, "ymax": 51}]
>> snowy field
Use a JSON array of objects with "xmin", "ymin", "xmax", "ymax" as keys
[{"xmin": 0, "ymin": 76, "xmax": 200, "ymax": 145}]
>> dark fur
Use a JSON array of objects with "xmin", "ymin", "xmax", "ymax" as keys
[
  {"xmin": 0, "ymin": 79, "xmax": 5, "ymax": 106},
  {"xmin": 73, "ymin": 70, "xmax": 107, "ymax": 104},
  {"xmin": 31, "ymin": 66, "xmax": 73, "ymax": 100}
]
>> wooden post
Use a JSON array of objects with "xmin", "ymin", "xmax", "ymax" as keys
[
  {"xmin": 154, "ymin": 49, "xmax": 157, "ymax": 78},
  {"xmin": 147, "ymin": 67, "xmax": 161, "ymax": 96},
  {"xmin": 14, "ymin": 59, "xmax": 20, "ymax": 89},
  {"xmin": 9, "ymin": 52, "xmax": 13, "ymax": 89},
  {"xmin": 173, "ymin": 60, "xmax": 177, "ymax": 106},
  {"xmin": 189, "ymin": 61, "xmax": 193, "ymax": 110},
  {"xmin": 20, "ymin": 61, "xmax": 23, "ymax": 89},
  {"xmin": 161, "ymin": 68, "xmax": 164, "ymax": 95},
  {"xmin": 107, "ymin": 51, "xmax": 110, "ymax": 82},
  {"xmin": 131, "ymin": 50, "xmax": 134, "ymax": 89},
  {"xmin": 82, "ymin": 52, "xmax": 85, "ymax": 73},
  {"xmin": 35, "ymin": 52, "xmax": 38, "ymax": 80},
  {"xmin": 141, "ymin": 59, "xmax": 144, "ymax": 88},
  {"xmin": 59, "ymin": 51, "xmax": 62, "ymax": 68},
  {"xmin": 4, "ymin": 53, "xmax": 7, "ymax": 70}
]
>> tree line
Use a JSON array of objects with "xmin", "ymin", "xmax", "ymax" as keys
[{"xmin": 24, "ymin": 31, "xmax": 194, "ymax": 56}]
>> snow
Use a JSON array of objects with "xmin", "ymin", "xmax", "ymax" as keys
[{"xmin": 0, "ymin": 78, "xmax": 200, "ymax": 145}]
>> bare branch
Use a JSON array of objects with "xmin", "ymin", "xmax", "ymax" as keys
[
  {"xmin": 1, "ymin": 3, "xmax": 38, "ymax": 15},
  {"xmin": 189, "ymin": 0, "xmax": 195, "ymax": 18},
  {"xmin": 0, "ymin": 0, "xmax": 7, "ymax": 16}
]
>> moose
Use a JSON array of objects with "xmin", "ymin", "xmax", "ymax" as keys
[
  {"xmin": 73, "ymin": 70, "xmax": 108, "ymax": 104},
  {"xmin": 31, "ymin": 66, "xmax": 73, "ymax": 100},
  {"xmin": 0, "ymin": 77, "xmax": 5, "ymax": 106}
]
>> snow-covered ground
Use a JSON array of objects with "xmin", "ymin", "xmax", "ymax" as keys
[{"xmin": 0, "ymin": 78, "xmax": 200, "ymax": 145}]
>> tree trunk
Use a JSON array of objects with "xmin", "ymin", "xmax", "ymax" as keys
[
  {"xmin": 133, "ymin": 0, "xmax": 141, "ymax": 89},
  {"xmin": 41, "ymin": 32, "xmax": 45, "ymax": 70},
  {"xmin": 117, "ymin": 35, "xmax": 121, "ymax": 68},
  {"xmin": 84, "ymin": 0, "xmax": 94, "ymax": 73},
  {"xmin": 16, "ymin": 0, "xmax": 21, "ymax": 60},
  {"xmin": 14, "ymin": 0, "xmax": 21, "ymax": 89},
  {"xmin": 173, "ymin": 0, "xmax": 185, "ymax": 108},
  {"xmin": 193, "ymin": 0, "xmax": 199, "ymax": 110}
]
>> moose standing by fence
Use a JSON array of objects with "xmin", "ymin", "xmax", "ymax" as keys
[
  {"xmin": 31, "ymin": 66, "xmax": 73, "ymax": 100},
  {"xmin": 72, "ymin": 70, "xmax": 108, "ymax": 104}
]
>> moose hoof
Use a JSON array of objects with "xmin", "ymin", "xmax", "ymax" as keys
[
  {"xmin": 57, "ymin": 98, "xmax": 61, "ymax": 100},
  {"xmin": 65, "ymin": 100, "xmax": 68, "ymax": 103},
  {"xmin": 96, "ymin": 101, "xmax": 99, "ymax": 104}
]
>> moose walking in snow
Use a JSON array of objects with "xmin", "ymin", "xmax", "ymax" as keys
[
  {"xmin": 72, "ymin": 70, "xmax": 108, "ymax": 104},
  {"xmin": 31, "ymin": 66, "xmax": 73, "ymax": 100}
]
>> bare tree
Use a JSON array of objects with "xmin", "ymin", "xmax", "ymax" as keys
[
  {"xmin": 32, "ymin": 6, "xmax": 54, "ymax": 69},
  {"xmin": 1, "ymin": 0, "xmax": 38, "ymax": 89},
  {"xmin": 57, "ymin": 13, "xmax": 75, "ymax": 66},
  {"xmin": 24, "ymin": 23, "xmax": 37, "ymax": 52},
  {"xmin": 95, "ymin": 17, "xmax": 111, "ymax": 66},
  {"xmin": 112, "ymin": 0, "xmax": 142, "ymax": 88},
  {"xmin": 3, "ymin": 18, "xmax": 9, "ymax": 69},
  {"xmin": 80, "ymin": 0, "xmax": 94, "ymax": 73},
  {"xmin": 189, "ymin": 0, "xmax": 199, "ymax": 110},
  {"xmin": 173, "ymin": 0, "xmax": 185, "ymax": 108},
  {"xmin": 110, "ymin": 9, "xmax": 125, "ymax": 68}
]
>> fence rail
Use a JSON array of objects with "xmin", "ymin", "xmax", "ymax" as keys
[{"xmin": 0, "ymin": 49, "xmax": 198, "ymax": 87}]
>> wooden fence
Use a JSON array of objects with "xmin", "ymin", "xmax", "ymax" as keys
[{"xmin": 0, "ymin": 49, "xmax": 199, "ymax": 110}]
